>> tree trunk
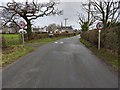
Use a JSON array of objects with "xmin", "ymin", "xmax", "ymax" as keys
[
  {"xmin": 103, "ymin": 21, "xmax": 108, "ymax": 30},
  {"xmin": 23, "ymin": 16, "xmax": 32, "ymax": 40},
  {"xmin": 26, "ymin": 20, "xmax": 32, "ymax": 40}
]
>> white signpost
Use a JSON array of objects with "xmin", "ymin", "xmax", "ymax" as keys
[
  {"xmin": 96, "ymin": 22, "xmax": 103, "ymax": 50},
  {"xmin": 18, "ymin": 21, "xmax": 27, "ymax": 47}
]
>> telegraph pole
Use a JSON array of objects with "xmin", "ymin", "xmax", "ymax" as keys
[
  {"xmin": 87, "ymin": 0, "xmax": 92, "ymax": 31},
  {"xmin": 61, "ymin": 21, "xmax": 63, "ymax": 27},
  {"xmin": 88, "ymin": 0, "xmax": 91, "ymax": 23},
  {"xmin": 64, "ymin": 18, "xmax": 68, "ymax": 27}
]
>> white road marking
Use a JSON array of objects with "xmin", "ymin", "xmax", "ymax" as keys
[
  {"xmin": 54, "ymin": 42, "xmax": 64, "ymax": 44},
  {"xmin": 55, "ymin": 42, "xmax": 58, "ymax": 43},
  {"xmin": 60, "ymin": 42, "xmax": 63, "ymax": 44}
]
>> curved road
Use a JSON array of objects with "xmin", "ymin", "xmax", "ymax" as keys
[{"xmin": 2, "ymin": 36, "xmax": 118, "ymax": 88}]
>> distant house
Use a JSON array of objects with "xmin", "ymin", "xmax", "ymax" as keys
[
  {"xmin": 1, "ymin": 26, "xmax": 19, "ymax": 34},
  {"xmin": 39, "ymin": 26, "xmax": 48, "ymax": 33},
  {"xmin": 48, "ymin": 26, "xmax": 74, "ymax": 34},
  {"xmin": 0, "ymin": 20, "xmax": 19, "ymax": 33},
  {"xmin": 32, "ymin": 27, "xmax": 39, "ymax": 32},
  {"xmin": 32, "ymin": 25, "xmax": 74, "ymax": 34},
  {"xmin": 61, "ymin": 26, "xmax": 74, "ymax": 33},
  {"xmin": 32, "ymin": 26, "xmax": 48, "ymax": 33},
  {"xmin": 54, "ymin": 29, "xmax": 62, "ymax": 33}
]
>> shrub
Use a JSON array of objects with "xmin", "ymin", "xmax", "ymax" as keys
[{"xmin": 104, "ymin": 27, "xmax": 118, "ymax": 54}]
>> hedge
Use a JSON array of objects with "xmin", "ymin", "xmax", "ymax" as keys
[
  {"xmin": 24, "ymin": 33, "xmax": 76, "ymax": 41},
  {"xmin": 81, "ymin": 26, "xmax": 119, "ymax": 55},
  {"xmin": 2, "ymin": 33, "xmax": 77, "ymax": 47}
]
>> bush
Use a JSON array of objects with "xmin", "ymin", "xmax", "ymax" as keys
[
  {"xmin": 81, "ymin": 31, "xmax": 89, "ymax": 41},
  {"xmin": 24, "ymin": 33, "xmax": 49, "ymax": 41},
  {"xmin": 88, "ymin": 30, "xmax": 98, "ymax": 46},
  {"xmin": 104, "ymin": 27, "xmax": 118, "ymax": 54},
  {"xmin": 81, "ymin": 30, "xmax": 98, "ymax": 46}
]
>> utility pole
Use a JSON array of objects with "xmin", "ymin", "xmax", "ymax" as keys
[
  {"xmin": 61, "ymin": 21, "xmax": 63, "ymax": 27},
  {"xmin": 64, "ymin": 18, "xmax": 68, "ymax": 27},
  {"xmin": 88, "ymin": 0, "xmax": 91, "ymax": 30},
  {"xmin": 88, "ymin": 0, "xmax": 91, "ymax": 23}
]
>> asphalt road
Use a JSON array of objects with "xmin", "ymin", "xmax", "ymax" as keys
[{"xmin": 2, "ymin": 35, "xmax": 118, "ymax": 88}]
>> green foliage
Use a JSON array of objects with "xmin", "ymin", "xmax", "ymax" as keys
[
  {"xmin": 2, "ymin": 45, "xmax": 33, "ymax": 67},
  {"xmin": 81, "ymin": 22, "xmax": 89, "ymax": 31},
  {"xmin": 2, "ymin": 34, "xmax": 21, "ymax": 47}
]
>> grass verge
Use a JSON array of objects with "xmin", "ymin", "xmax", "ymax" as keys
[
  {"xmin": 2, "ymin": 45, "xmax": 34, "ymax": 67},
  {"xmin": 2, "ymin": 34, "xmax": 20, "ymax": 46},
  {"xmin": 80, "ymin": 38, "xmax": 118, "ymax": 71}
]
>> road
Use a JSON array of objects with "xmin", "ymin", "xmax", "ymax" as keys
[{"xmin": 2, "ymin": 36, "xmax": 118, "ymax": 88}]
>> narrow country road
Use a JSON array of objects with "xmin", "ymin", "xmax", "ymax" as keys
[{"xmin": 2, "ymin": 36, "xmax": 118, "ymax": 88}]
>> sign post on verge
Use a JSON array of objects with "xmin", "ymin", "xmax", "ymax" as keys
[
  {"xmin": 18, "ymin": 21, "xmax": 27, "ymax": 47},
  {"xmin": 96, "ymin": 22, "xmax": 103, "ymax": 50}
]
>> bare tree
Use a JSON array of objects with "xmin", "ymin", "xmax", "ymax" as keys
[
  {"xmin": 91, "ymin": 0, "xmax": 120, "ymax": 29},
  {"xmin": 78, "ymin": 13, "xmax": 94, "ymax": 31},
  {"xmin": 78, "ymin": 13, "xmax": 86, "ymax": 26},
  {"xmin": 78, "ymin": 0, "xmax": 95, "ymax": 31},
  {"xmin": 0, "ymin": 8, "xmax": 18, "ymax": 25},
  {"xmin": 0, "ymin": 0, "xmax": 62, "ymax": 39},
  {"xmin": 47, "ymin": 23, "xmax": 58, "ymax": 33},
  {"xmin": 82, "ymin": 0, "xmax": 93, "ymax": 24}
]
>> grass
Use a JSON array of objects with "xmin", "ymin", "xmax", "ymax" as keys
[
  {"xmin": 0, "ymin": 49, "xmax": 2, "ymax": 67},
  {"xmin": 2, "ymin": 34, "xmax": 19, "ymax": 38},
  {"xmin": 2, "ymin": 45, "xmax": 34, "ymax": 67},
  {"xmin": 80, "ymin": 38, "xmax": 118, "ymax": 71},
  {"xmin": 2, "ymin": 34, "xmax": 21, "ymax": 46},
  {"xmin": 27, "ymin": 36, "xmax": 67, "ymax": 44}
]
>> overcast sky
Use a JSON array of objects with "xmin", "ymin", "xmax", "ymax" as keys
[{"xmin": 0, "ymin": 0, "xmax": 89, "ymax": 29}]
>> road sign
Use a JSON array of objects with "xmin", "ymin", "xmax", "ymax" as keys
[
  {"xmin": 96, "ymin": 22, "xmax": 103, "ymax": 30},
  {"xmin": 96, "ymin": 22, "xmax": 103, "ymax": 50},
  {"xmin": 19, "ymin": 29, "xmax": 27, "ymax": 34},
  {"xmin": 18, "ymin": 21, "xmax": 26, "ymax": 29},
  {"xmin": 18, "ymin": 29, "xmax": 27, "ymax": 47}
]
